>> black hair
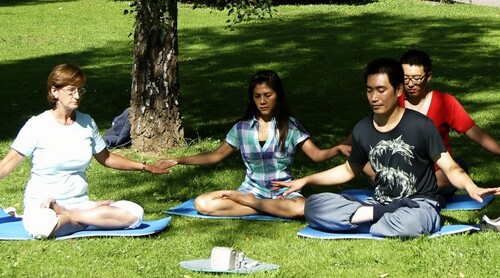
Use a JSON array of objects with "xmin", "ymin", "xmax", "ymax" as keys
[
  {"xmin": 400, "ymin": 49, "xmax": 432, "ymax": 74},
  {"xmin": 363, "ymin": 58, "xmax": 404, "ymax": 91},
  {"xmin": 240, "ymin": 70, "xmax": 292, "ymax": 150}
]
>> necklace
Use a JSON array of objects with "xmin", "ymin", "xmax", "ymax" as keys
[{"xmin": 406, "ymin": 92, "xmax": 430, "ymax": 112}]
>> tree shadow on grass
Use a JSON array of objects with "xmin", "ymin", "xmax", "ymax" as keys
[
  {"xmin": 0, "ymin": 0, "xmax": 77, "ymax": 7},
  {"xmin": 0, "ymin": 4, "xmax": 498, "ymax": 218},
  {"xmin": 0, "ymin": 42, "xmax": 134, "ymax": 140},
  {"xmin": 178, "ymin": 11, "xmax": 499, "ymax": 165},
  {"xmin": 1, "ymin": 7, "xmax": 497, "ymax": 142}
]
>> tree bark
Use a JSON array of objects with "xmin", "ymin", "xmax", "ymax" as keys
[{"xmin": 130, "ymin": 0, "xmax": 183, "ymax": 152}]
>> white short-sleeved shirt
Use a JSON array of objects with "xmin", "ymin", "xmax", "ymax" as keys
[{"xmin": 11, "ymin": 110, "xmax": 107, "ymax": 210}]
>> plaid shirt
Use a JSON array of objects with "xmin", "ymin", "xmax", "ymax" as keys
[{"xmin": 225, "ymin": 116, "xmax": 310, "ymax": 198}]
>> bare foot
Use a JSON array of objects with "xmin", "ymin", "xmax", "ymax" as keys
[
  {"xmin": 40, "ymin": 198, "xmax": 56, "ymax": 209},
  {"xmin": 96, "ymin": 200, "xmax": 114, "ymax": 206},
  {"xmin": 221, "ymin": 191, "xmax": 258, "ymax": 207},
  {"xmin": 4, "ymin": 207, "xmax": 17, "ymax": 217},
  {"xmin": 40, "ymin": 198, "xmax": 68, "ymax": 215},
  {"xmin": 276, "ymin": 194, "xmax": 286, "ymax": 200}
]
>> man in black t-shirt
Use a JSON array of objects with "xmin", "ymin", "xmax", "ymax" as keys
[
  {"xmin": 272, "ymin": 58, "xmax": 500, "ymax": 237},
  {"xmin": 350, "ymin": 112, "xmax": 442, "ymax": 204}
]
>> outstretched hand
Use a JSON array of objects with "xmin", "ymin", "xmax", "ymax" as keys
[
  {"xmin": 153, "ymin": 159, "xmax": 178, "ymax": 170},
  {"xmin": 337, "ymin": 144, "xmax": 352, "ymax": 157},
  {"xmin": 270, "ymin": 179, "xmax": 306, "ymax": 197},
  {"xmin": 145, "ymin": 160, "xmax": 177, "ymax": 174},
  {"xmin": 466, "ymin": 186, "xmax": 500, "ymax": 203}
]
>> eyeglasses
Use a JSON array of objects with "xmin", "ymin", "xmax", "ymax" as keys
[
  {"xmin": 60, "ymin": 86, "xmax": 86, "ymax": 97},
  {"xmin": 404, "ymin": 74, "xmax": 427, "ymax": 85}
]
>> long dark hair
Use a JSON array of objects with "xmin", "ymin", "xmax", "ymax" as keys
[{"xmin": 240, "ymin": 70, "xmax": 292, "ymax": 150}]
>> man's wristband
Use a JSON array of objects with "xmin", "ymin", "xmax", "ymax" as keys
[{"xmin": 141, "ymin": 161, "xmax": 146, "ymax": 172}]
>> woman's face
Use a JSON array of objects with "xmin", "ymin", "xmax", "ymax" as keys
[
  {"xmin": 52, "ymin": 85, "xmax": 85, "ymax": 111},
  {"xmin": 253, "ymin": 83, "xmax": 278, "ymax": 120}
]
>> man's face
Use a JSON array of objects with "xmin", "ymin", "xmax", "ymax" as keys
[
  {"xmin": 402, "ymin": 64, "xmax": 431, "ymax": 99},
  {"xmin": 366, "ymin": 73, "xmax": 402, "ymax": 116}
]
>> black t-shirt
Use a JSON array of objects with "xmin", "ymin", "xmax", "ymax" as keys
[{"xmin": 348, "ymin": 109, "xmax": 446, "ymax": 203}]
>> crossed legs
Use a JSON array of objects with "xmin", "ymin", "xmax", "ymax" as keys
[
  {"xmin": 305, "ymin": 193, "xmax": 441, "ymax": 237},
  {"xmin": 194, "ymin": 190, "xmax": 305, "ymax": 219},
  {"xmin": 41, "ymin": 199, "xmax": 142, "ymax": 237}
]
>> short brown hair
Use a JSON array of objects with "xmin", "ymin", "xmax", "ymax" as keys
[{"xmin": 47, "ymin": 64, "xmax": 86, "ymax": 108}]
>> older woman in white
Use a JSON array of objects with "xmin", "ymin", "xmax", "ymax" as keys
[{"xmin": 0, "ymin": 64, "xmax": 174, "ymax": 238}]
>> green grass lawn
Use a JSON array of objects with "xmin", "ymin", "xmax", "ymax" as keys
[{"xmin": 0, "ymin": 0, "xmax": 499, "ymax": 277}]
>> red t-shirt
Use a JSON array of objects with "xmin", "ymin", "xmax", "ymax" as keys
[{"xmin": 399, "ymin": 90, "xmax": 475, "ymax": 169}]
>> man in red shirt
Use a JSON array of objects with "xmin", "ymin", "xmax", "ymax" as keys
[{"xmin": 397, "ymin": 49, "xmax": 499, "ymax": 203}]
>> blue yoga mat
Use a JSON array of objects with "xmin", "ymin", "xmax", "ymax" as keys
[
  {"xmin": 297, "ymin": 224, "xmax": 480, "ymax": 240},
  {"xmin": 164, "ymin": 198, "xmax": 292, "ymax": 221},
  {"xmin": 340, "ymin": 189, "xmax": 494, "ymax": 211},
  {"xmin": 0, "ymin": 210, "xmax": 171, "ymax": 240}
]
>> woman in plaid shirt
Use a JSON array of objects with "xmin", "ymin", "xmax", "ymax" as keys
[{"xmin": 155, "ymin": 70, "xmax": 349, "ymax": 218}]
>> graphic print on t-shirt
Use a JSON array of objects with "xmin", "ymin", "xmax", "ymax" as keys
[{"xmin": 369, "ymin": 135, "xmax": 417, "ymax": 203}]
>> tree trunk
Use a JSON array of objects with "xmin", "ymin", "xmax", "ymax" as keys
[{"xmin": 130, "ymin": 0, "xmax": 183, "ymax": 152}]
